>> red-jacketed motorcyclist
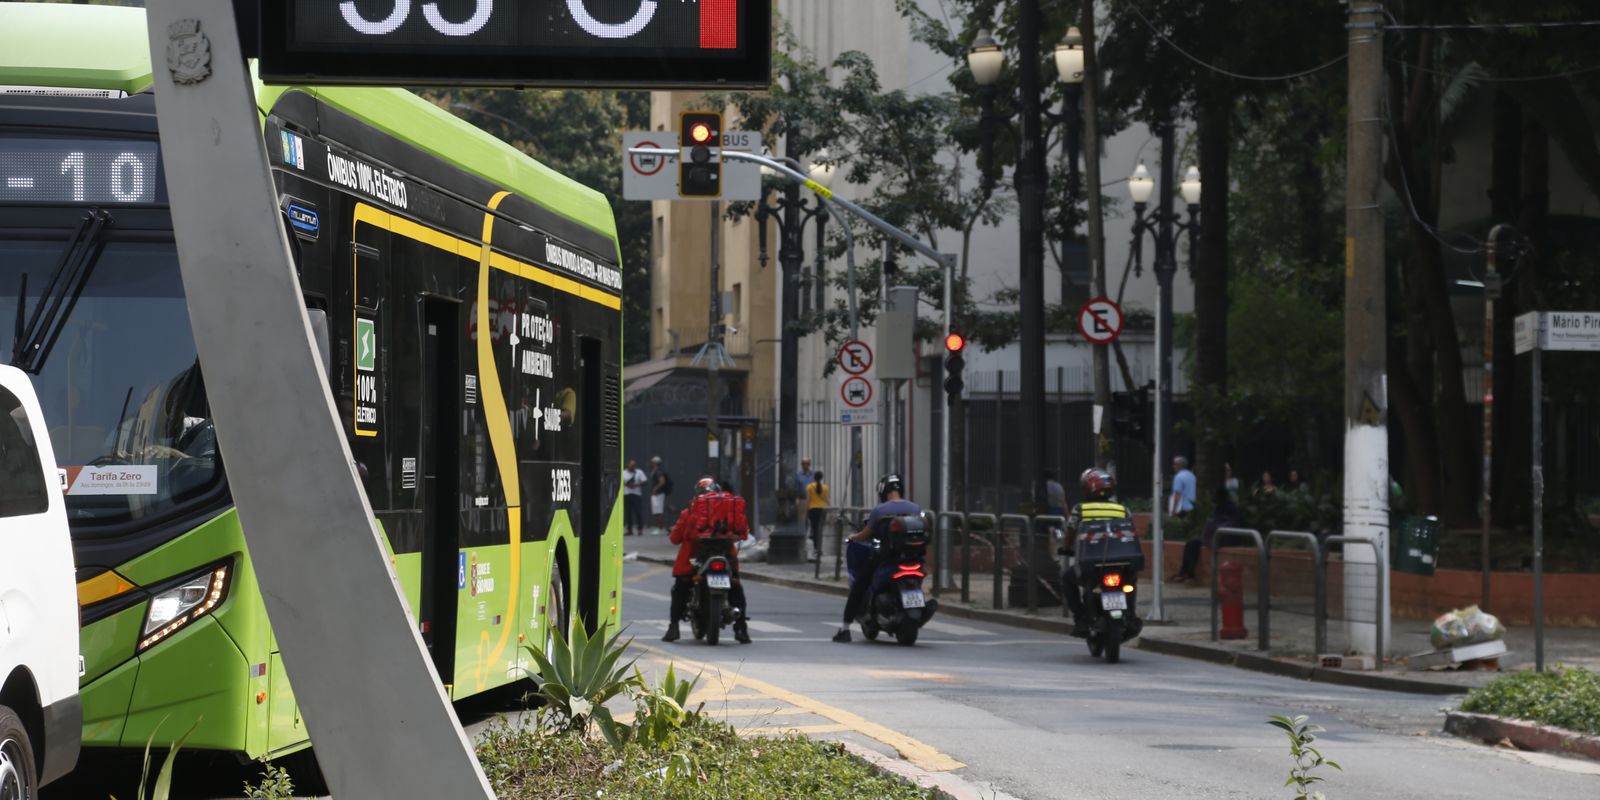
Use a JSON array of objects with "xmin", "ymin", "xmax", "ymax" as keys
[{"xmin": 663, "ymin": 477, "xmax": 752, "ymax": 643}]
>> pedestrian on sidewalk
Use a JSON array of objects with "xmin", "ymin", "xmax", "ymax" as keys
[
  {"xmin": 649, "ymin": 456, "xmax": 673, "ymax": 532},
  {"xmin": 1254, "ymin": 470, "xmax": 1278, "ymax": 498},
  {"xmin": 1044, "ymin": 470, "xmax": 1067, "ymax": 517},
  {"xmin": 1173, "ymin": 487, "xmax": 1242, "ymax": 583},
  {"xmin": 806, "ymin": 470, "xmax": 829, "ymax": 561},
  {"xmin": 1169, "ymin": 456, "xmax": 1197, "ymax": 518},
  {"xmin": 622, "ymin": 459, "xmax": 648, "ymax": 536}
]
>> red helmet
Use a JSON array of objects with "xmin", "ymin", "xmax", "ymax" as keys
[{"xmin": 1081, "ymin": 468, "xmax": 1116, "ymax": 500}]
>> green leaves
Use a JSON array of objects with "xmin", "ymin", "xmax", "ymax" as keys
[
  {"xmin": 1266, "ymin": 714, "xmax": 1342, "ymax": 800},
  {"xmin": 113, "ymin": 716, "xmax": 200, "ymax": 800},
  {"xmin": 522, "ymin": 620, "xmax": 639, "ymax": 737},
  {"xmin": 1461, "ymin": 667, "xmax": 1600, "ymax": 736}
]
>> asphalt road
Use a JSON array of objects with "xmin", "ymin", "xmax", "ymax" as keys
[{"xmin": 618, "ymin": 560, "xmax": 1600, "ymax": 800}]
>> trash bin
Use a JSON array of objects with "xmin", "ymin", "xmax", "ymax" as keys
[{"xmin": 1391, "ymin": 514, "xmax": 1440, "ymax": 576}]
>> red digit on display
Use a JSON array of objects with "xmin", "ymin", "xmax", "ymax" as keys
[{"xmin": 701, "ymin": 0, "xmax": 738, "ymax": 49}]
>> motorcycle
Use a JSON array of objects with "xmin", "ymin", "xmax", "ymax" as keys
[
  {"xmin": 1073, "ymin": 521, "xmax": 1145, "ymax": 663},
  {"xmin": 685, "ymin": 536, "xmax": 740, "ymax": 645},
  {"xmin": 852, "ymin": 515, "xmax": 938, "ymax": 646}
]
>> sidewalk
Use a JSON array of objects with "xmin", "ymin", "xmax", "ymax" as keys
[{"xmin": 625, "ymin": 532, "xmax": 1600, "ymax": 695}]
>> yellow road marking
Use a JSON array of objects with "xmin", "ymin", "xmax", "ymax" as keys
[
  {"xmin": 745, "ymin": 723, "xmax": 852, "ymax": 736},
  {"xmin": 712, "ymin": 706, "xmax": 816, "ymax": 718},
  {"xmin": 636, "ymin": 645, "xmax": 964, "ymax": 772},
  {"xmin": 625, "ymin": 565, "xmax": 670, "ymax": 583},
  {"xmin": 863, "ymin": 669, "xmax": 962, "ymax": 684}
]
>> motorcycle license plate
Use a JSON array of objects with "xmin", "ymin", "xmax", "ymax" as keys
[
  {"xmin": 1101, "ymin": 591, "xmax": 1128, "ymax": 611},
  {"xmin": 901, "ymin": 589, "xmax": 926, "ymax": 609},
  {"xmin": 706, "ymin": 574, "xmax": 732, "ymax": 590}
]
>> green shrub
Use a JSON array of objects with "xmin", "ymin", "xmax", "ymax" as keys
[
  {"xmin": 1460, "ymin": 667, "xmax": 1600, "ymax": 736},
  {"xmin": 242, "ymin": 763, "xmax": 295, "ymax": 800},
  {"xmin": 521, "ymin": 620, "xmax": 638, "ymax": 742}
]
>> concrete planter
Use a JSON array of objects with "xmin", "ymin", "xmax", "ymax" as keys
[{"xmin": 1444, "ymin": 711, "xmax": 1600, "ymax": 762}]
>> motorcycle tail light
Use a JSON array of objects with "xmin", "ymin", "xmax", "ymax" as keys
[
  {"xmin": 709, "ymin": 561, "xmax": 727, "ymax": 572},
  {"xmin": 1102, "ymin": 573, "xmax": 1122, "ymax": 588},
  {"xmin": 1122, "ymin": 584, "xmax": 1135, "ymax": 593},
  {"xmin": 892, "ymin": 563, "xmax": 925, "ymax": 580}
]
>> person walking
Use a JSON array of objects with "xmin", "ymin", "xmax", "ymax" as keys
[
  {"xmin": 649, "ymin": 456, "xmax": 673, "ymax": 533},
  {"xmin": 622, "ymin": 459, "xmax": 648, "ymax": 536},
  {"xmin": 806, "ymin": 470, "xmax": 829, "ymax": 561},
  {"xmin": 1168, "ymin": 456, "xmax": 1197, "ymax": 519}
]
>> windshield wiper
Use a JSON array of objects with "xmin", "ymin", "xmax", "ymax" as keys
[{"xmin": 11, "ymin": 207, "xmax": 112, "ymax": 373}]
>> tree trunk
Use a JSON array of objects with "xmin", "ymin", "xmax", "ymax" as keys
[{"xmin": 1192, "ymin": 100, "xmax": 1230, "ymax": 497}]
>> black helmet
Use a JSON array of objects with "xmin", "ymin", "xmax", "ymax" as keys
[
  {"xmin": 877, "ymin": 473, "xmax": 904, "ymax": 502},
  {"xmin": 694, "ymin": 476, "xmax": 718, "ymax": 496}
]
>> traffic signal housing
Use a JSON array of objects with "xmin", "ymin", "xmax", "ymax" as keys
[
  {"xmin": 679, "ymin": 112, "xmax": 722, "ymax": 198},
  {"xmin": 1111, "ymin": 382, "xmax": 1152, "ymax": 443},
  {"xmin": 943, "ymin": 332, "xmax": 967, "ymax": 403}
]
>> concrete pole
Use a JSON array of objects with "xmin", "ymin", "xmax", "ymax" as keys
[
  {"xmin": 1480, "ymin": 224, "xmax": 1512, "ymax": 610},
  {"xmin": 1081, "ymin": 1, "xmax": 1113, "ymax": 464},
  {"xmin": 1343, "ymin": 0, "xmax": 1391, "ymax": 654},
  {"xmin": 1016, "ymin": 0, "xmax": 1049, "ymax": 513},
  {"xmin": 142, "ymin": 2, "xmax": 492, "ymax": 797}
]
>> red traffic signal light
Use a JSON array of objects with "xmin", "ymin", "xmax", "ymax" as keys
[
  {"xmin": 690, "ymin": 123, "xmax": 713, "ymax": 143},
  {"xmin": 680, "ymin": 112, "xmax": 723, "ymax": 198},
  {"xmin": 944, "ymin": 332, "xmax": 967, "ymax": 353}
]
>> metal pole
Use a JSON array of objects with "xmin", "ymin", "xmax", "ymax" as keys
[
  {"xmin": 1532, "ymin": 346, "xmax": 1545, "ymax": 671},
  {"xmin": 141, "ymin": 3, "xmax": 492, "ymax": 796},
  {"xmin": 941, "ymin": 254, "xmax": 953, "ymax": 589},
  {"xmin": 1017, "ymin": 0, "xmax": 1049, "ymax": 515},
  {"xmin": 832, "ymin": 200, "xmax": 865, "ymax": 513},
  {"xmin": 1080, "ymin": 5, "xmax": 1113, "ymax": 465},
  {"xmin": 1343, "ymin": 0, "xmax": 1391, "ymax": 655},
  {"xmin": 1481, "ymin": 224, "xmax": 1511, "ymax": 610},
  {"xmin": 707, "ymin": 200, "xmax": 722, "ymax": 479}
]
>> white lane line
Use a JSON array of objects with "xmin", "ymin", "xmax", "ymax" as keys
[
  {"xmin": 623, "ymin": 586, "xmax": 672, "ymax": 602},
  {"xmin": 746, "ymin": 620, "xmax": 801, "ymax": 634},
  {"xmin": 922, "ymin": 620, "xmax": 996, "ymax": 637}
]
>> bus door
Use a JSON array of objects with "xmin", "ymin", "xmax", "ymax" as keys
[{"xmin": 419, "ymin": 298, "xmax": 461, "ymax": 682}]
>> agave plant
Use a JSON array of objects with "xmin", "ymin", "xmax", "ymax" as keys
[
  {"xmin": 521, "ymin": 620, "xmax": 638, "ymax": 743},
  {"xmin": 110, "ymin": 717, "xmax": 200, "ymax": 800}
]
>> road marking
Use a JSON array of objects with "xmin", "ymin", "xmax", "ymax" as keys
[
  {"xmin": 922, "ymin": 620, "xmax": 996, "ymax": 637},
  {"xmin": 863, "ymin": 670, "xmax": 962, "ymax": 684},
  {"xmin": 622, "ymin": 586, "xmax": 672, "ymax": 603},
  {"xmin": 625, "ymin": 565, "xmax": 670, "ymax": 583},
  {"xmin": 744, "ymin": 723, "xmax": 852, "ymax": 735},
  {"xmin": 714, "ymin": 706, "xmax": 816, "ymax": 718},
  {"xmin": 746, "ymin": 620, "xmax": 801, "ymax": 634},
  {"xmin": 635, "ymin": 643, "xmax": 965, "ymax": 772}
]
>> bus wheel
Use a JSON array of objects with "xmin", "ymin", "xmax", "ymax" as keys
[
  {"xmin": 0, "ymin": 705, "xmax": 38, "ymax": 800},
  {"xmin": 544, "ymin": 559, "xmax": 569, "ymax": 665}
]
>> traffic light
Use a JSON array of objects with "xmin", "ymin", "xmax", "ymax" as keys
[
  {"xmin": 679, "ymin": 112, "xmax": 722, "ymax": 198},
  {"xmin": 1110, "ymin": 382, "xmax": 1152, "ymax": 443},
  {"xmin": 943, "ymin": 332, "xmax": 967, "ymax": 403}
]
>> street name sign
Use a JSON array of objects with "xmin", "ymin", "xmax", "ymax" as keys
[
  {"xmin": 837, "ymin": 339, "xmax": 873, "ymax": 375},
  {"xmin": 622, "ymin": 130, "xmax": 762, "ymax": 200},
  {"xmin": 259, "ymin": 0, "xmax": 772, "ymax": 88},
  {"xmin": 1514, "ymin": 311, "xmax": 1600, "ymax": 355},
  {"xmin": 1076, "ymin": 297, "xmax": 1123, "ymax": 344}
]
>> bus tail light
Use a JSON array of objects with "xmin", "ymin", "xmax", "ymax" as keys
[{"xmin": 139, "ymin": 563, "xmax": 231, "ymax": 652}]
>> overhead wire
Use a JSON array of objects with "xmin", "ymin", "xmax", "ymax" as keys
[
  {"xmin": 1122, "ymin": 1, "xmax": 1347, "ymax": 82},
  {"xmin": 1377, "ymin": 82, "xmax": 1487, "ymax": 256}
]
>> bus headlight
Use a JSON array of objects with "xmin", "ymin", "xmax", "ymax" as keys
[{"xmin": 139, "ymin": 563, "xmax": 230, "ymax": 652}]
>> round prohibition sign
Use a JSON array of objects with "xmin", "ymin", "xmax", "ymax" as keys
[
  {"xmin": 841, "ymin": 376, "xmax": 874, "ymax": 408},
  {"xmin": 1076, "ymin": 297, "xmax": 1125, "ymax": 344},
  {"xmin": 629, "ymin": 140, "xmax": 667, "ymax": 176},
  {"xmin": 837, "ymin": 339, "xmax": 873, "ymax": 375}
]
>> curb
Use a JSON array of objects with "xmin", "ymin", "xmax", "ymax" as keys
[
  {"xmin": 1444, "ymin": 711, "xmax": 1600, "ymax": 762},
  {"xmin": 839, "ymin": 741, "xmax": 1023, "ymax": 800},
  {"xmin": 1135, "ymin": 637, "xmax": 1466, "ymax": 695},
  {"xmin": 636, "ymin": 552, "xmax": 1467, "ymax": 695},
  {"xmin": 637, "ymin": 554, "xmax": 1076, "ymax": 635}
]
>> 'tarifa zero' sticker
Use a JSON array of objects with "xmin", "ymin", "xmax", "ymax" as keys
[{"xmin": 62, "ymin": 465, "xmax": 158, "ymax": 496}]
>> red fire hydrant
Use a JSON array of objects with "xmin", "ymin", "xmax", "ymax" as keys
[{"xmin": 1218, "ymin": 561, "xmax": 1248, "ymax": 640}]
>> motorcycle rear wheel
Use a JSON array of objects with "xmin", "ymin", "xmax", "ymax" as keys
[
  {"xmin": 704, "ymin": 593, "xmax": 723, "ymax": 646},
  {"xmin": 1104, "ymin": 619, "xmax": 1123, "ymax": 663},
  {"xmin": 895, "ymin": 626, "xmax": 919, "ymax": 646},
  {"xmin": 1087, "ymin": 636, "xmax": 1104, "ymax": 658}
]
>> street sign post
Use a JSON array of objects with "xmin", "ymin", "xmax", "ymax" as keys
[
  {"xmin": 259, "ymin": 0, "xmax": 772, "ymax": 88},
  {"xmin": 1076, "ymin": 297, "xmax": 1124, "ymax": 344},
  {"xmin": 839, "ymin": 375, "xmax": 877, "ymax": 426},
  {"xmin": 622, "ymin": 131, "xmax": 762, "ymax": 201},
  {"xmin": 837, "ymin": 339, "xmax": 873, "ymax": 375}
]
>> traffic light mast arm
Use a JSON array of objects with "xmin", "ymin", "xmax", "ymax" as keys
[{"xmin": 628, "ymin": 145, "xmax": 957, "ymax": 274}]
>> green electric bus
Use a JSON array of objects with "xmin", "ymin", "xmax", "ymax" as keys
[{"xmin": 0, "ymin": 3, "xmax": 625, "ymax": 764}]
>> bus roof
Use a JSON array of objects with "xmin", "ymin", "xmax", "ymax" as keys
[{"xmin": 0, "ymin": 3, "xmax": 619, "ymax": 246}]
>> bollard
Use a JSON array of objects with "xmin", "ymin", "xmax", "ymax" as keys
[{"xmin": 1219, "ymin": 561, "xmax": 1248, "ymax": 639}]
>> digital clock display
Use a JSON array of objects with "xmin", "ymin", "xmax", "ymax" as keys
[
  {"xmin": 260, "ymin": 0, "xmax": 771, "ymax": 88},
  {"xmin": 0, "ymin": 137, "xmax": 163, "ymax": 205}
]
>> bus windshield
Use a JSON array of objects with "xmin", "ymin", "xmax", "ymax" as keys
[{"xmin": 0, "ymin": 238, "xmax": 221, "ymax": 526}]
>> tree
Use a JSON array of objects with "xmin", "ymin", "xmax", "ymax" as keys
[{"xmin": 419, "ymin": 88, "xmax": 653, "ymax": 363}]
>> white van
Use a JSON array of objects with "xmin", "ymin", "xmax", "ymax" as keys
[{"xmin": 0, "ymin": 365, "xmax": 80, "ymax": 795}]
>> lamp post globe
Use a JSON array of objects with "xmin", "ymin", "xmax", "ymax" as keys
[
  {"xmin": 1054, "ymin": 27, "xmax": 1085, "ymax": 85},
  {"xmin": 807, "ymin": 152, "xmax": 838, "ymax": 188},
  {"xmin": 1128, "ymin": 162, "xmax": 1155, "ymax": 206},
  {"xmin": 967, "ymin": 30, "xmax": 1005, "ymax": 86},
  {"xmin": 1181, "ymin": 165, "xmax": 1202, "ymax": 208}
]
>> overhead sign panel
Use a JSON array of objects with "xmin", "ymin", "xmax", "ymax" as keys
[{"xmin": 260, "ymin": 1, "xmax": 772, "ymax": 88}]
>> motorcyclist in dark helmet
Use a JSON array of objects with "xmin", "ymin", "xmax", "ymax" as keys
[
  {"xmin": 832, "ymin": 474, "xmax": 920, "ymax": 643},
  {"xmin": 1063, "ymin": 468, "xmax": 1133, "ymax": 637}
]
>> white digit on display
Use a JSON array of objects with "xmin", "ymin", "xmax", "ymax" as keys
[
  {"xmin": 340, "ymin": 0, "xmax": 411, "ymax": 35},
  {"xmin": 422, "ymin": 0, "xmax": 492, "ymax": 36},
  {"xmin": 59, "ymin": 151, "xmax": 85, "ymax": 201},
  {"xmin": 567, "ymin": 0, "xmax": 657, "ymax": 39},
  {"xmin": 110, "ymin": 153, "xmax": 146, "ymax": 202}
]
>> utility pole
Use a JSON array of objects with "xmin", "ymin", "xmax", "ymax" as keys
[
  {"xmin": 1016, "ymin": 0, "xmax": 1048, "ymax": 511},
  {"xmin": 1344, "ymin": 0, "xmax": 1390, "ymax": 654},
  {"xmin": 705, "ymin": 200, "xmax": 722, "ymax": 480},
  {"xmin": 776, "ymin": 129, "xmax": 803, "ymax": 556},
  {"xmin": 1081, "ymin": 6, "xmax": 1112, "ymax": 465}
]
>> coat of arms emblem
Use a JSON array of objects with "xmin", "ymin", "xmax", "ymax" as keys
[{"xmin": 166, "ymin": 19, "xmax": 212, "ymax": 85}]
